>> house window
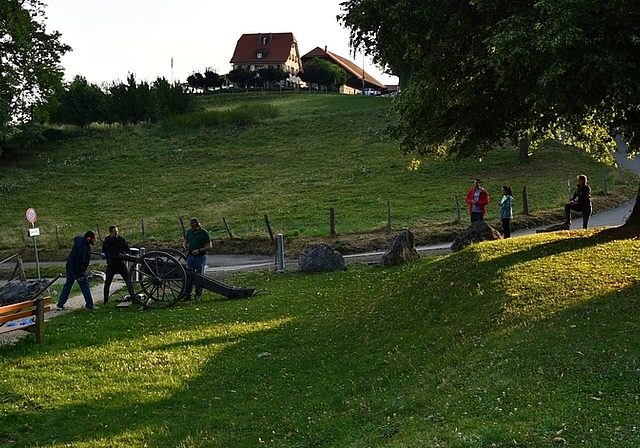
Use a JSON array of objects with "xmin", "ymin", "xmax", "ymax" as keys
[{"xmin": 256, "ymin": 52, "xmax": 264, "ymax": 59}]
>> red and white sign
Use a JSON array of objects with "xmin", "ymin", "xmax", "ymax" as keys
[{"xmin": 26, "ymin": 208, "xmax": 37, "ymax": 223}]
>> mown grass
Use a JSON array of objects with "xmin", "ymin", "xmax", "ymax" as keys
[
  {"xmin": 1, "ymin": 230, "xmax": 639, "ymax": 447},
  {"xmin": 0, "ymin": 92, "xmax": 634, "ymax": 258}
]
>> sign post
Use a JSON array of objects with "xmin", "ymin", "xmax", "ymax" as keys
[{"xmin": 25, "ymin": 208, "xmax": 41, "ymax": 279}]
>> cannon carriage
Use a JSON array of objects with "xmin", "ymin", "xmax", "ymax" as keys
[{"xmin": 116, "ymin": 249, "xmax": 255, "ymax": 310}]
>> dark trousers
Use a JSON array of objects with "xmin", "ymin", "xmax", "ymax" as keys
[
  {"xmin": 470, "ymin": 212, "xmax": 484, "ymax": 223},
  {"xmin": 501, "ymin": 218, "xmax": 511, "ymax": 238},
  {"xmin": 565, "ymin": 203, "xmax": 592, "ymax": 229},
  {"xmin": 104, "ymin": 261, "xmax": 130, "ymax": 301}
]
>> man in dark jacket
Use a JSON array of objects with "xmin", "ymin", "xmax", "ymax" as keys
[
  {"xmin": 55, "ymin": 230, "xmax": 98, "ymax": 311},
  {"xmin": 565, "ymin": 174, "xmax": 592, "ymax": 229},
  {"xmin": 101, "ymin": 225, "xmax": 130, "ymax": 305}
]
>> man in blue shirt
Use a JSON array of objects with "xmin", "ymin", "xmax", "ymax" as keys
[{"xmin": 56, "ymin": 230, "xmax": 98, "ymax": 311}]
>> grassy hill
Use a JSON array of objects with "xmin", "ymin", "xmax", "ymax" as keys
[
  {"xmin": 1, "ymin": 230, "xmax": 639, "ymax": 446},
  {"xmin": 0, "ymin": 92, "xmax": 635, "ymax": 261}
]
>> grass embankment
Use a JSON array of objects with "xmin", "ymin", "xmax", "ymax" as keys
[
  {"xmin": 1, "ymin": 230, "xmax": 639, "ymax": 447},
  {"xmin": 0, "ymin": 92, "xmax": 635, "ymax": 261}
]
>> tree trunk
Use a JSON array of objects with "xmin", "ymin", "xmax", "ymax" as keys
[
  {"xmin": 622, "ymin": 183, "xmax": 640, "ymax": 227},
  {"xmin": 518, "ymin": 137, "xmax": 529, "ymax": 160}
]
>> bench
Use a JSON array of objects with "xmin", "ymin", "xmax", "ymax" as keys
[{"xmin": 0, "ymin": 296, "xmax": 51, "ymax": 344}]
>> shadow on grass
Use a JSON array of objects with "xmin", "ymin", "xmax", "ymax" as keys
[{"xmin": 2, "ymin": 245, "xmax": 640, "ymax": 446}]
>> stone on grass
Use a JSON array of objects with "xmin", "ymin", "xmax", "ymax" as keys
[
  {"xmin": 451, "ymin": 220, "xmax": 502, "ymax": 252},
  {"xmin": 380, "ymin": 229, "xmax": 420, "ymax": 267},
  {"xmin": 0, "ymin": 279, "xmax": 50, "ymax": 306},
  {"xmin": 298, "ymin": 244, "xmax": 346, "ymax": 273}
]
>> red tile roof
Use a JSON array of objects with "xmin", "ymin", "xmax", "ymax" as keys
[
  {"xmin": 230, "ymin": 33, "xmax": 299, "ymax": 64},
  {"xmin": 301, "ymin": 47, "xmax": 386, "ymax": 89}
]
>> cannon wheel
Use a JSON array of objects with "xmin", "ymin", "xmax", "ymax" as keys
[
  {"xmin": 128, "ymin": 251, "xmax": 187, "ymax": 309},
  {"xmin": 157, "ymin": 248, "xmax": 187, "ymax": 264}
]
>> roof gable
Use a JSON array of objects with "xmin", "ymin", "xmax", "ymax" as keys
[
  {"xmin": 230, "ymin": 32, "xmax": 298, "ymax": 64},
  {"xmin": 301, "ymin": 47, "xmax": 386, "ymax": 89}
]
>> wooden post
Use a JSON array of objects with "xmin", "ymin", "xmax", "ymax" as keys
[
  {"xmin": 386, "ymin": 201, "xmax": 392, "ymax": 234},
  {"xmin": 35, "ymin": 297, "xmax": 46, "ymax": 344},
  {"xmin": 55, "ymin": 225, "xmax": 61, "ymax": 248},
  {"xmin": 141, "ymin": 219, "xmax": 146, "ymax": 244},
  {"xmin": 264, "ymin": 214, "xmax": 274, "ymax": 242},
  {"xmin": 330, "ymin": 208, "xmax": 336, "ymax": 237},
  {"xmin": 522, "ymin": 186, "xmax": 529, "ymax": 215},
  {"xmin": 222, "ymin": 217, "xmax": 235, "ymax": 240},
  {"xmin": 454, "ymin": 195, "xmax": 461, "ymax": 223},
  {"xmin": 602, "ymin": 170, "xmax": 608, "ymax": 195}
]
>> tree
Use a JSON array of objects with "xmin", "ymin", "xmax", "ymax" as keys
[
  {"xmin": 107, "ymin": 74, "xmax": 155, "ymax": 125},
  {"xmin": 152, "ymin": 77, "xmax": 195, "ymax": 117},
  {"xmin": 299, "ymin": 58, "xmax": 347, "ymax": 91},
  {"xmin": 227, "ymin": 67, "xmax": 254, "ymax": 88},
  {"xmin": 48, "ymin": 75, "xmax": 107, "ymax": 127},
  {"xmin": 339, "ymin": 0, "xmax": 640, "ymax": 159},
  {"xmin": 339, "ymin": 0, "xmax": 640, "ymax": 226},
  {"xmin": 0, "ymin": 0, "xmax": 70, "ymax": 152},
  {"xmin": 257, "ymin": 67, "xmax": 288, "ymax": 88}
]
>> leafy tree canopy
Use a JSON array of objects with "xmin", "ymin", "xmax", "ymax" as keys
[
  {"xmin": 0, "ymin": 0, "xmax": 70, "ymax": 150},
  {"xmin": 299, "ymin": 58, "xmax": 347, "ymax": 90},
  {"xmin": 339, "ymin": 0, "xmax": 640, "ymax": 160}
]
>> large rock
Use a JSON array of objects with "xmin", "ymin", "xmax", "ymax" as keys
[
  {"xmin": 0, "ymin": 279, "xmax": 51, "ymax": 306},
  {"xmin": 451, "ymin": 221, "xmax": 502, "ymax": 252},
  {"xmin": 380, "ymin": 229, "xmax": 420, "ymax": 267},
  {"xmin": 298, "ymin": 244, "xmax": 346, "ymax": 273}
]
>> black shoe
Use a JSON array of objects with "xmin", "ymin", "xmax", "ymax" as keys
[
  {"xmin": 104, "ymin": 297, "xmax": 109, "ymax": 306},
  {"xmin": 183, "ymin": 296, "xmax": 191, "ymax": 302},
  {"xmin": 195, "ymin": 295, "xmax": 201, "ymax": 301}
]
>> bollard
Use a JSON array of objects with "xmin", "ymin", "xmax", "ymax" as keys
[{"xmin": 276, "ymin": 234, "xmax": 285, "ymax": 273}]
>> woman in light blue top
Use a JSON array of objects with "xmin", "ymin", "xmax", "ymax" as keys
[{"xmin": 500, "ymin": 185, "xmax": 514, "ymax": 238}]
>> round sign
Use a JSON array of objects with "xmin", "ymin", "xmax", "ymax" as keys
[{"xmin": 26, "ymin": 208, "xmax": 37, "ymax": 223}]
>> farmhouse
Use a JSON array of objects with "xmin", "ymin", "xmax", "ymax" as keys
[
  {"xmin": 301, "ymin": 46, "xmax": 387, "ymax": 95},
  {"xmin": 230, "ymin": 32, "xmax": 303, "ymax": 86}
]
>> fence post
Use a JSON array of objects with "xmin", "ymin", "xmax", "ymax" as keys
[
  {"xmin": 222, "ymin": 217, "xmax": 235, "ymax": 240},
  {"xmin": 522, "ymin": 186, "xmax": 529, "ymax": 215},
  {"xmin": 386, "ymin": 201, "xmax": 392, "ymax": 234},
  {"xmin": 330, "ymin": 208, "xmax": 336, "ymax": 237},
  {"xmin": 454, "ymin": 195, "xmax": 461, "ymax": 223},
  {"xmin": 96, "ymin": 224, "xmax": 102, "ymax": 244},
  {"xmin": 141, "ymin": 219, "xmax": 146, "ymax": 244},
  {"xmin": 264, "ymin": 214, "xmax": 274, "ymax": 243},
  {"xmin": 55, "ymin": 225, "xmax": 61, "ymax": 248}
]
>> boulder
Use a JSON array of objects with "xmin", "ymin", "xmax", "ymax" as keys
[
  {"xmin": 298, "ymin": 244, "xmax": 346, "ymax": 273},
  {"xmin": 0, "ymin": 279, "xmax": 51, "ymax": 306},
  {"xmin": 451, "ymin": 220, "xmax": 502, "ymax": 252},
  {"xmin": 380, "ymin": 229, "xmax": 420, "ymax": 267}
]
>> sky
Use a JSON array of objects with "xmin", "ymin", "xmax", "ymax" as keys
[{"xmin": 43, "ymin": 0, "xmax": 398, "ymax": 87}]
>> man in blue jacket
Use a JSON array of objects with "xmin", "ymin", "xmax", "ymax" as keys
[{"xmin": 55, "ymin": 230, "xmax": 98, "ymax": 311}]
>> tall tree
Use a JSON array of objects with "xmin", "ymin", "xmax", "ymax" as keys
[
  {"xmin": 107, "ymin": 74, "xmax": 155, "ymax": 125},
  {"xmin": 339, "ymin": 0, "xmax": 640, "ymax": 160},
  {"xmin": 0, "ymin": 0, "xmax": 70, "ymax": 152},
  {"xmin": 48, "ymin": 75, "xmax": 107, "ymax": 127}
]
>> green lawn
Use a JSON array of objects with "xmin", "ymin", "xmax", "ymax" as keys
[
  {"xmin": 0, "ymin": 92, "xmax": 634, "ymax": 258},
  {"xmin": 1, "ymin": 229, "xmax": 639, "ymax": 447}
]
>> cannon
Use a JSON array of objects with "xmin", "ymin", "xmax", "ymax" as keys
[{"xmin": 114, "ymin": 249, "xmax": 255, "ymax": 310}]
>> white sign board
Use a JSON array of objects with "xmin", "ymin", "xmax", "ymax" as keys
[{"xmin": 28, "ymin": 227, "xmax": 40, "ymax": 237}]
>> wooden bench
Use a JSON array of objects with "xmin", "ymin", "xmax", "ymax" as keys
[{"xmin": 0, "ymin": 296, "xmax": 51, "ymax": 344}]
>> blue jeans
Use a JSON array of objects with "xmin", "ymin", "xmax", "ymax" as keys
[
  {"xmin": 186, "ymin": 255, "xmax": 207, "ymax": 297},
  {"xmin": 57, "ymin": 269, "xmax": 95, "ymax": 309}
]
